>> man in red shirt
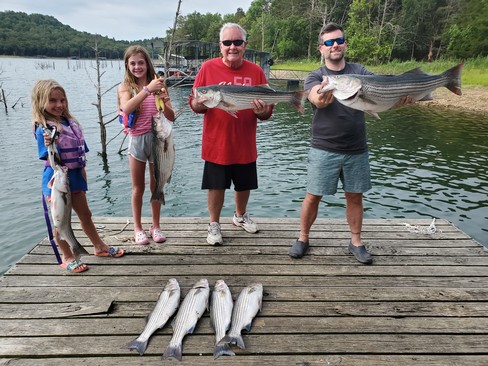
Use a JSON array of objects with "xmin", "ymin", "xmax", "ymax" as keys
[{"xmin": 190, "ymin": 23, "xmax": 273, "ymax": 245}]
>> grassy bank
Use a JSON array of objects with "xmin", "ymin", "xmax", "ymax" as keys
[{"xmin": 273, "ymin": 57, "xmax": 488, "ymax": 86}]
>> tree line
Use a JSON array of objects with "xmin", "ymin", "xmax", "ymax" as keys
[{"xmin": 1, "ymin": 0, "xmax": 486, "ymax": 64}]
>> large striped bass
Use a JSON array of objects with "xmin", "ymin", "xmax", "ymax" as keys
[
  {"xmin": 162, "ymin": 278, "xmax": 210, "ymax": 361},
  {"xmin": 217, "ymin": 283, "xmax": 263, "ymax": 350},
  {"xmin": 45, "ymin": 128, "xmax": 89, "ymax": 260},
  {"xmin": 193, "ymin": 84, "xmax": 308, "ymax": 116},
  {"xmin": 210, "ymin": 280, "xmax": 234, "ymax": 359},
  {"xmin": 150, "ymin": 112, "xmax": 175, "ymax": 204},
  {"xmin": 123, "ymin": 278, "xmax": 180, "ymax": 355},
  {"xmin": 318, "ymin": 63, "xmax": 463, "ymax": 119}
]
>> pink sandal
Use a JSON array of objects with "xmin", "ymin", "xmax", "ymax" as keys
[
  {"xmin": 149, "ymin": 226, "xmax": 166, "ymax": 243},
  {"xmin": 134, "ymin": 230, "xmax": 149, "ymax": 245}
]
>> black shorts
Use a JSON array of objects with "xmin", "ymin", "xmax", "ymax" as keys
[{"xmin": 202, "ymin": 161, "xmax": 258, "ymax": 191}]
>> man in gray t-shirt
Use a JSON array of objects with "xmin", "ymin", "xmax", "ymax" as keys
[{"xmin": 289, "ymin": 22, "xmax": 375, "ymax": 264}]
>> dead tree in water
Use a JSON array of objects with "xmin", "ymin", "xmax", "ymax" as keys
[{"xmin": 88, "ymin": 39, "xmax": 120, "ymax": 159}]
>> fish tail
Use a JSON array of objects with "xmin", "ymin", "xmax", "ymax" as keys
[
  {"xmin": 444, "ymin": 63, "xmax": 463, "ymax": 96},
  {"xmin": 221, "ymin": 334, "xmax": 246, "ymax": 350},
  {"xmin": 162, "ymin": 343, "xmax": 182, "ymax": 361},
  {"xmin": 150, "ymin": 190, "xmax": 165, "ymax": 205},
  {"xmin": 292, "ymin": 90, "xmax": 308, "ymax": 113},
  {"xmin": 123, "ymin": 338, "xmax": 148, "ymax": 356},
  {"xmin": 213, "ymin": 341, "xmax": 235, "ymax": 359}
]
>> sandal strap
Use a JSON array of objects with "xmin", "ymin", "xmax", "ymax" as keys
[
  {"xmin": 66, "ymin": 259, "xmax": 83, "ymax": 271},
  {"xmin": 107, "ymin": 246, "xmax": 119, "ymax": 257}
]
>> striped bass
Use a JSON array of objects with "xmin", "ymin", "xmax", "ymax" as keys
[
  {"xmin": 150, "ymin": 112, "xmax": 175, "ymax": 204},
  {"xmin": 123, "ymin": 278, "xmax": 180, "ymax": 355},
  {"xmin": 162, "ymin": 278, "xmax": 210, "ymax": 361},
  {"xmin": 210, "ymin": 280, "xmax": 235, "ymax": 359},
  {"xmin": 45, "ymin": 128, "xmax": 89, "ymax": 259},
  {"xmin": 193, "ymin": 84, "xmax": 308, "ymax": 116},
  {"xmin": 218, "ymin": 283, "xmax": 263, "ymax": 350},
  {"xmin": 318, "ymin": 63, "xmax": 463, "ymax": 119}
]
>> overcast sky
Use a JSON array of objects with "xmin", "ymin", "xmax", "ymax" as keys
[{"xmin": 1, "ymin": 0, "xmax": 254, "ymax": 41}]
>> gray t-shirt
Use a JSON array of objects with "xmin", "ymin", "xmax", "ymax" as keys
[{"xmin": 304, "ymin": 63, "xmax": 373, "ymax": 154}]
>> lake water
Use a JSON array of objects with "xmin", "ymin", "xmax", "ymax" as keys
[{"xmin": 0, "ymin": 57, "xmax": 487, "ymax": 275}]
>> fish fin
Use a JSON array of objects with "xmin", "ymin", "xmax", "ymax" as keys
[
  {"xmin": 292, "ymin": 90, "xmax": 308, "ymax": 113},
  {"xmin": 150, "ymin": 190, "xmax": 165, "ymax": 205},
  {"xmin": 72, "ymin": 241, "xmax": 90, "ymax": 258},
  {"xmin": 47, "ymin": 174, "xmax": 56, "ymax": 189},
  {"xmin": 224, "ymin": 110, "xmax": 239, "ymax": 118},
  {"xmin": 401, "ymin": 67, "xmax": 427, "ymax": 76},
  {"xmin": 418, "ymin": 93, "xmax": 433, "ymax": 101},
  {"xmin": 162, "ymin": 344, "xmax": 182, "ymax": 361},
  {"xmin": 444, "ymin": 63, "xmax": 463, "ymax": 96},
  {"xmin": 123, "ymin": 338, "xmax": 148, "ymax": 356},
  {"xmin": 221, "ymin": 334, "xmax": 246, "ymax": 349},
  {"xmin": 213, "ymin": 342, "xmax": 235, "ymax": 359},
  {"xmin": 365, "ymin": 110, "xmax": 381, "ymax": 119}
]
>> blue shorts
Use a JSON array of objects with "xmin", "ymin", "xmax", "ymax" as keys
[
  {"xmin": 306, "ymin": 147, "xmax": 371, "ymax": 196},
  {"xmin": 42, "ymin": 166, "xmax": 87, "ymax": 197}
]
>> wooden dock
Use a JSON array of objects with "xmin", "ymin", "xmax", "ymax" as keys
[{"xmin": 1, "ymin": 217, "xmax": 488, "ymax": 365}]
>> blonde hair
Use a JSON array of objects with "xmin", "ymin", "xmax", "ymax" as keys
[{"xmin": 31, "ymin": 79, "xmax": 78, "ymax": 132}]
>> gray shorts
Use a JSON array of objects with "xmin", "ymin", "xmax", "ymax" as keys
[
  {"xmin": 128, "ymin": 133, "xmax": 154, "ymax": 163},
  {"xmin": 306, "ymin": 147, "xmax": 371, "ymax": 196}
]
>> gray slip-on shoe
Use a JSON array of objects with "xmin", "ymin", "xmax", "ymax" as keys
[
  {"xmin": 348, "ymin": 242, "xmax": 373, "ymax": 264},
  {"xmin": 289, "ymin": 240, "xmax": 309, "ymax": 258}
]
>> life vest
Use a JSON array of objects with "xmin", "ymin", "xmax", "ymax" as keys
[{"xmin": 47, "ymin": 119, "xmax": 86, "ymax": 169}]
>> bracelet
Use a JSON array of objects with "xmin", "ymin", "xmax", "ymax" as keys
[{"xmin": 142, "ymin": 86, "xmax": 151, "ymax": 96}]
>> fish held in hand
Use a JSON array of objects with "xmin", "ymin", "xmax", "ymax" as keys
[
  {"xmin": 318, "ymin": 63, "xmax": 463, "ymax": 119},
  {"xmin": 218, "ymin": 283, "xmax": 263, "ymax": 350},
  {"xmin": 210, "ymin": 280, "xmax": 235, "ymax": 359},
  {"xmin": 45, "ymin": 129, "xmax": 89, "ymax": 259},
  {"xmin": 150, "ymin": 113, "xmax": 175, "ymax": 204},
  {"xmin": 193, "ymin": 84, "xmax": 308, "ymax": 115},
  {"xmin": 123, "ymin": 278, "xmax": 180, "ymax": 355},
  {"xmin": 162, "ymin": 278, "xmax": 210, "ymax": 361}
]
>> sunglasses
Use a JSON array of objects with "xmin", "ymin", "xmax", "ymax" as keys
[
  {"xmin": 323, "ymin": 37, "xmax": 345, "ymax": 47},
  {"xmin": 221, "ymin": 39, "xmax": 245, "ymax": 47}
]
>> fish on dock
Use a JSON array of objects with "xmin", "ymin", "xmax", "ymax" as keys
[
  {"xmin": 162, "ymin": 278, "xmax": 210, "ymax": 361},
  {"xmin": 193, "ymin": 84, "xmax": 308, "ymax": 115},
  {"xmin": 45, "ymin": 128, "xmax": 89, "ymax": 259},
  {"xmin": 317, "ymin": 63, "xmax": 463, "ymax": 119},
  {"xmin": 123, "ymin": 278, "xmax": 180, "ymax": 355},
  {"xmin": 217, "ymin": 283, "xmax": 263, "ymax": 350},
  {"xmin": 210, "ymin": 280, "xmax": 234, "ymax": 359},
  {"xmin": 150, "ymin": 113, "xmax": 175, "ymax": 204}
]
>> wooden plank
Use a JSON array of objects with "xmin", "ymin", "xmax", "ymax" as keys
[
  {"xmin": 2, "ymin": 286, "xmax": 488, "ymax": 303},
  {"xmin": 1, "ymin": 355, "xmax": 487, "ymax": 366},
  {"xmin": 2, "ymin": 275, "xmax": 486, "ymax": 288},
  {"xmin": 2, "ymin": 316, "xmax": 488, "ymax": 337},
  {"xmin": 1, "ymin": 334, "xmax": 487, "ymax": 357}
]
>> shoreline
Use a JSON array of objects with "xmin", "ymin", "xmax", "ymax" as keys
[{"xmin": 422, "ymin": 86, "xmax": 488, "ymax": 115}]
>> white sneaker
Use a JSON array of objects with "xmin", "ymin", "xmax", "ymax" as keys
[
  {"xmin": 207, "ymin": 221, "xmax": 223, "ymax": 245},
  {"xmin": 232, "ymin": 212, "xmax": 259, "ymax": 233}
]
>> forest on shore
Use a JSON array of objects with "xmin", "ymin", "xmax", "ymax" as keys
[{"xmin": 0, "ymin": 0, "xmax": 486, "ymax": 63}]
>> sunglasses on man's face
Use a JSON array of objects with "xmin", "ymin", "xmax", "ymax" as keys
[
  {"xmin": 221, "ymin": 39, "xmax": 245, "ymax": 47},
  {"xmin": 323, "ymin": 37, "xmax": 345, "ymax": 47}
]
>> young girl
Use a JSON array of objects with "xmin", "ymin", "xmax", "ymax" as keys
[
  {"xmin": 118, "ymin": 45, "xmax": 175, "ymax": 245},
  {"xmin": 32, "ymin": 79, "xmax": 124, "ymax": 273}
]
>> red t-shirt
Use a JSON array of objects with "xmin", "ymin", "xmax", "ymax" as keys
[{"xmin": 190, "ymin": 57, "xmax": 270, "ymax": 165}]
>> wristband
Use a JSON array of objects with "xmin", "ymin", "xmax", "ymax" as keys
[{"xmin": 143, "ymin": 86, "xmax": 151, "ymax": 96}]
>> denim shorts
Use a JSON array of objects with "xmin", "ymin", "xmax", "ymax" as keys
[
  {"xmin": 128, "ymin": 133, "xmax": 154, "ymax": 163},
  {"xmin": 306, "ymin": 147, "xmax": 371, "ymax": 196}
]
